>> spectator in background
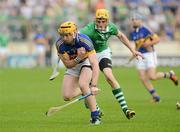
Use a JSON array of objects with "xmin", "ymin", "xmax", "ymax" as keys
[
  {"xmin": 19, "ymin": 0, "xmax": 32, "ymax": 20},
  {"xmin": 174, "ymin": 5, "xmax": 180, "ymax": 40},
  {"xmin": 1, "ymin": 0, "xmax": 180, "ymax": 42},
  {"xmin": 34, "ymin": 27, "xmax": 49, "ymax": 67},
  {"xmin": 96, "ymin": 0, "xmax": 106, "ymax": 10},
  {"xmin": 46, "ymin": 30, "xmax": 56, "ymax": 66},
  {"xmin": 0, "ymin": 28, "xmax": 10, "ymax": 67},
  {"xmin": 164, "ymin": 9, "xmax": 175, "ymax": 39}
]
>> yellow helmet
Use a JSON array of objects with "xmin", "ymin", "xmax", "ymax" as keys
[
  {"xmin": 95, "ymin": 9, "xmax": 109, "ymax": 20},
  {"xmin": 58, "ymin": 21, "xmax": 77, "ymax": 34}
]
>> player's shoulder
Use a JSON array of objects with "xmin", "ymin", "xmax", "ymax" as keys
[
  {"xmin": 55, "ymin": 38, "xmax": 64, "ymax": 51},
  {"xmin": 56, "ymin": 38, "xmax": 63, "ymax": 46},
  {"xmin": 109, "ymin": 22, "xmax": 117, "ymax": 27},
  {"xmin": 108, "ymin": 22, "xmax": 118, "ymax": 30},
  {"xmin": 108, "ymin": 22, "xmax": 118, "ymax": 34},
  {"xmin": 78, "ymin": 33, "xmax": 92, "ymax": 43},
  {"xmin": 77, "ymin": 33, "xmax": 93, "ymax": 48},
  {"xmin": 140, "ymin": 25, "xmax": 153, "ymax": 33}
]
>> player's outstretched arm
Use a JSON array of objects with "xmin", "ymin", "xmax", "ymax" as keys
[
  {"xmin": 116, "ymin": 31, "xmax": 143, "ymax": 60},
  {"xmin": 88, "ymin": 51, "xmax": 100, "ymax": 95}
]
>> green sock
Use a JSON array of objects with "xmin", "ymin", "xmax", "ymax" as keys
[{"xmin": 112, "ymin": 88, "xmax": 128, "ymax": 114}]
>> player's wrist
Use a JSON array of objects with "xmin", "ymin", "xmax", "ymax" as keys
[{"xmin": 74, "ymin": 56, "xmax": 81, "ymax": 63}]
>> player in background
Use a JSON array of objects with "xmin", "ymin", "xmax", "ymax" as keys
[
  {"xmin": 80, "ymin": 9, "xmax": 143, "ymax": 119},
  {"xmin": 129, "ymin": 13, "xmax": 178, "ymax": 103},
  {"xmin": 56, "ymin": 21, "xmax": 101, "ymax": 125},
  {"xmin": 34, "ymin": 27, "xmax": 49, "ymax": 67}
]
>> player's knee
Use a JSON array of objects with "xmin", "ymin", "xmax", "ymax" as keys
[
  {"xmin": 63, "ymin": 94, "xmax": 72, "ymax": 101},
  {"xmin": 149, "ymin": 75, "xmax": 157, "ymax": 80},
  {"xmin": 79, "ymin": 81, "xmax": 89, "ymax": 89}
]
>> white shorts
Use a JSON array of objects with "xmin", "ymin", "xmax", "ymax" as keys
[
  {"xmin": 36, "ymin": 44, "xmax": 46, "ymax": 54},
  {"xmin": 135, "ymin": 52, "xmax": 157, "ymax": 70},
  {"xmin": 96, "ymin": 48, "xmax": 112, "ymax": 62},
  {"xmin": 65, "ymin": 59, "xmax": 91, "ymax": 77}
]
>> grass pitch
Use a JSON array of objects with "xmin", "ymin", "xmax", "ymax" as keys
[{"xmin": 0, "ymin": 67, "xmax": 180, "ymax": 132}]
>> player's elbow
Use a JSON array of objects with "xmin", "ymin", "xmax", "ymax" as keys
[
  {"xmin": 153, "ymin": 34, "xmax": 160, "ymax": 44},
  {"xmin": 63, "ymin": 62, "xmax": 74, "ymax": 69},
  {"xmin": 155, "ymin": 38, "xmax": 160, "ymax": 43},
  {"xmin": 65, "ymin": 65, "xmax": 74, "ymax": 69},
  {"xmin": 91, "ymin": 61, "xmax": 99, "ymax": 71}
]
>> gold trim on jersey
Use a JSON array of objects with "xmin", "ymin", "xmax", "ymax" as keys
[{"xmin": 87, "ymin": 50, "xmax": 96, "ymax": 56}]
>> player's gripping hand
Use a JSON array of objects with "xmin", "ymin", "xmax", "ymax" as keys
[
  {"xmin": 141, "ymin": 42, "xmax": 150, "ymax": 48},
  {"xmin": 90, "ymin": 86, "xmax": 100, "ymax": 95},
  {"xmin": 132, "ymin": 50, "xmax": 144, "ymax": 60},
  {"xmin": 77, "ymin": 47, "xmax": 87, "ymax": 60}
]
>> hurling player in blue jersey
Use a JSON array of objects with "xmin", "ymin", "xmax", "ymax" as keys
[
  {"xmin": 130, "ymin": 14, "xmax": 178, "ymax": 103},
  {"xmin": 56, "ymin": 21, "xmax": 101, "ymax": 125}
]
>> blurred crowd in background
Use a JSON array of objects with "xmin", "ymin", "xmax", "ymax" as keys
[{"xmin": 0, "ymin": 0, "xmax": 180, "ymax": 67}]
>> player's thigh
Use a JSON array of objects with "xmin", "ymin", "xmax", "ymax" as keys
[
  {"xmin": 146, "ymin": 67, "xmax": 157, "ymax": 79},
  {"xmin": 138, "ymin": 69, "xmax": 148, "ymax": 81},
  {"xmin": 135, "ymin": 59, "xmax": 146, "ymax": 70},
  {"xmin": 62, "ymin": 74, "xmax": 79, "ymax": 96},
  {"xmin": 146, "ymin": 52, "xmax": 157, "ymax": 68},
  {"xmin": 79, "ymin": 67, "xmax": 92, "ymax": 91}
]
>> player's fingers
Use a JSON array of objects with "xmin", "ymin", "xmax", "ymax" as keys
[{"xmin": 91, "ymin": 87, "xmax": 100, "ymax": 95}]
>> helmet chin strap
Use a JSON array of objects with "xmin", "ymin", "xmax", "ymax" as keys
[{"xmin": 72, "ymin": 32, "xmax": 76, "ymax": 39}]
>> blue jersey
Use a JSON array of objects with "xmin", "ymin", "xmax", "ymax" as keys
[
  {"xmin": 130, "ymin": 26, "xmax": 154, "ymax": 53},
  {"xmin": 56, "ymin": 33, "xmax": 95, "ymax": 60},
  {"xmin": 34, "ymin": 33, "xmax": 46, "ymax": 45}
]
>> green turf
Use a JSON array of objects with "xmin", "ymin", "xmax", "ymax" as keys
[{"xmin": 0, "ymin": 67, "xmax": 180, "ymax": 132}]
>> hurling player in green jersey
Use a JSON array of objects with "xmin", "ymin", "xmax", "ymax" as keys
[{"xmin": 80, "ymin": 9, "xmax": 143, "ymax": 119}]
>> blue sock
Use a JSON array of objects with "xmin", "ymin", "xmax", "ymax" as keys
[
  {"xmin": 91, "ymin": 111, "xmax": 99, "ymax": 118},
  {"xmin": 149, "ymin": 89, "xmax": 160, "ymax": 102},
  {"xmin": 149, "ymin": 89, "xmax": 156, "ymax": 94}
]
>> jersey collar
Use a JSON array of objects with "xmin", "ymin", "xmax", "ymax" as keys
[{"xmin": 95, "ymin": 23, "xmax": 110, "ymax": 33}]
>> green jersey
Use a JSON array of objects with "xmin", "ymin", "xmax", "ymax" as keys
[{"xmin": 80, "ymin": 22, "xmax": 118, "ymax": 52}]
